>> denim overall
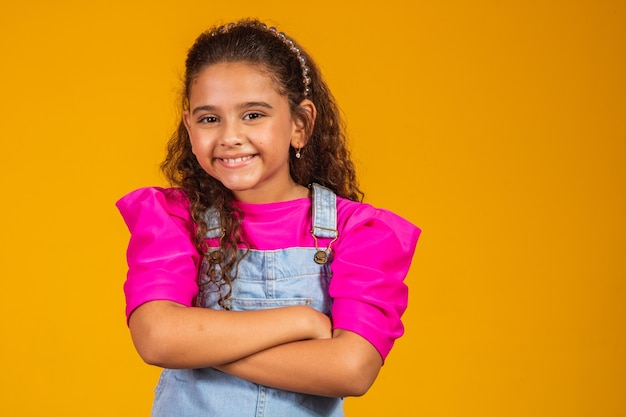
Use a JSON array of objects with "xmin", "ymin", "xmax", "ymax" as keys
[{"xmin": 151, "ymin": 184, "xmax": 345, "ymax": 417}]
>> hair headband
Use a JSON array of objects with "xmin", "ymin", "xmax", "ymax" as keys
[{"xmin": 209, "ymin": 21, "xmax": 312, "ymax": 98}]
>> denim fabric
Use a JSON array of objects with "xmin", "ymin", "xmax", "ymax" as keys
[
  {"xmin": 151, "ymin": 185, "xmax": 344, "ymax": 417},
  {"xmin": 311, "ymin": 183, "xmax": 338, "ymax": 239}
]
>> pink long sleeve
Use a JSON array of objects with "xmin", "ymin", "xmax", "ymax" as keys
[{"xmin": 116, "ymin": 187, "xmax": 201, "ymax": 321}]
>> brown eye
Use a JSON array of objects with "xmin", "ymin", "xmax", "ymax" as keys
[
  {"xmin": 243, "ymin": 112, "xmax": 263, "ymax": 120},
  {"xmin": 199, "ymin": 116, "xmax": 219, "ymax": 123}
]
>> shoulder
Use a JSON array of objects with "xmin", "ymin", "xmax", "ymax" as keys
[
  {"xmin": 336, "ymin": 197, "xmax": 421, "ymax": 246},
  {"xmin": 117, "ymin": 186, "xmax": 189, "ymax": 213},
  {"xmin": 116, "ymin": 187, "xmax": 191, "ymax": 231}
]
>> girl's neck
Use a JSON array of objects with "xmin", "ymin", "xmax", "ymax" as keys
[{"xmin": 232, "ymin": 182, "xmax": 309, "ymax": 204}]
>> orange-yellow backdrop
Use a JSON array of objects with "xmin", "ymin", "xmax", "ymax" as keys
[{"xmin": 1, "ymin": 1, "xmax": 624, "ymax": 416}]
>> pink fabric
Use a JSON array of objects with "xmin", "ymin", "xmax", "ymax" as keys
[
  {"xmin": 117, "ymin": 187, "xmax": 420, "ymax": 359},
  {"xmin": 116, "ymin": 188, "xmax": 200, "ymax": 319}
]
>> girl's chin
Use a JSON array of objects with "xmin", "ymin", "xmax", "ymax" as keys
[{"xmin": 219, "ymin": 178, "xmax": 259, "ymax": 193}]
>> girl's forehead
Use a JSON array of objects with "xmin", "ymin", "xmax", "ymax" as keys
[
  {"xmin": 187, "ymin": 62, "xmax": 288, "ymax": 108},
  {"xmin": 190, "ymin": 61, "xmax": 282, "ymax": 95},
  {"xmin": 194, "ymin": 61, "xmax": 273, "ymax": 83}
]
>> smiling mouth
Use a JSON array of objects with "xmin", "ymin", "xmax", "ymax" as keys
[{"xmin": 217, "ymin": 155, "xmax": 256, "ymax": 164}]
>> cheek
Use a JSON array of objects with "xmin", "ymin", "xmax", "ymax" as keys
[
  {"xmin": 193, "ymin": 152, "xmax": 213, "ymax": 175},
  {"xmin": 188, "ymin": 134, "xmax": 204, "ymax": 156},
  {"xmin": 188, "ymin": 139, "xmax": 198, "ymax": 156}
]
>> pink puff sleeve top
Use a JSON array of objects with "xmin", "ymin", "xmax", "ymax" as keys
[
  {"xmin": 117, "ymin": 187, "xmax": 420, "ymax": 360},
  {"xmin": 116, "ymin": 187, "xmax": 201, "ymax": 319},
  {"xmin": 330, "ymin": 199, "xmax": 420, "ymax": 359}
]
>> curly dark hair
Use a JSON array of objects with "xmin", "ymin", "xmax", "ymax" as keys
[{"xmin": 161, "ymin": 19, "xmax": 363, "ymax": 307}]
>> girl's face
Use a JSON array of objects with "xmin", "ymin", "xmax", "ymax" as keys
[{"xmin": 184, "ymin": 62, "xmax": 311, "ymax": 203}]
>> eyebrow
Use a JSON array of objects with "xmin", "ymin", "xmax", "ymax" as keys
[{"xmin": 191, "ymin": 101, "xmax": 274, "ymax": 115}]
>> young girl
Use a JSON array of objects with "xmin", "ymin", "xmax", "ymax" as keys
[{"xmin": 117, "ymin": 19, "xmax": 420, "ymax": 417}]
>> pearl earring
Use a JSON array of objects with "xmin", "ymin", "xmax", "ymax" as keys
[{"xmin": 295, "ymin": 147, "xmax": 301, "ymax": 159}]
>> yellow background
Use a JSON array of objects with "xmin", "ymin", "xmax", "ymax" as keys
[{"xmin": 1, "ymin": 1, "xmax": 624, "ymax": 416}]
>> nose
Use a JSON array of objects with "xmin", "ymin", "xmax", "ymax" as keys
[{"xmin": 219, "ymin": 120, "xmax": 243, "ymax": 146}]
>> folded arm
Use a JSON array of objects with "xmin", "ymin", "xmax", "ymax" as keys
[
  {"xmin": 214, "ymin": 328, "xmax": 383, "ymax": 397},
  {"xmin": 128, "ymin": 300, "xmax": 332, "ymax": 369}
]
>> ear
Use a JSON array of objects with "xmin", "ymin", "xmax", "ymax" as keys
[{"xmin": 291, "ymin": 99, "xmax": 317, "ymax": 149}]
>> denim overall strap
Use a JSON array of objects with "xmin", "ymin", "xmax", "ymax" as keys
[
  {"xmin": 311, "ymin": 183, "xmax": 338, "ymax": 239},
  {"xmin": 203, "ymin": 207, "xmax": 222, "ymax": 239},
  {"xmin": 204, "ymin": 186, "xmax": 337, "ymax": 240}
]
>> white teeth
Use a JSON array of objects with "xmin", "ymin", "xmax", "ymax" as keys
[{"xmin": 221, "ymin": 155, "xmax": 253, "ymax": 163}]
